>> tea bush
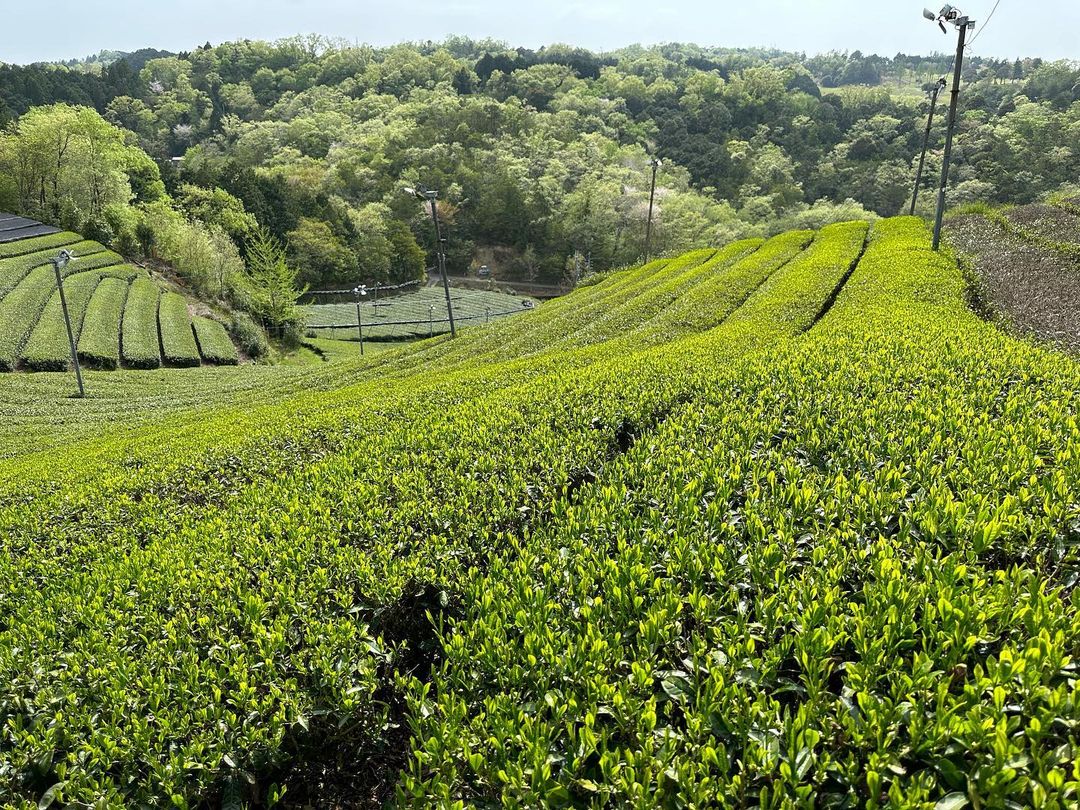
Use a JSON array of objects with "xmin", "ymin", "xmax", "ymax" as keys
[
  {"xmin": 76, "ymin": 276, "xmax": 128, "ymax": 369},
  {"xmin": 159, "ymin": 291, "xmax": 200, "ymax": 367},
  {"xmin": 120, "ymin": 278, "xmax": 162, "ymax": 369},
  {"xmin": 0, "ymin": 218, "xmax": 1077, "ymax": 808}
]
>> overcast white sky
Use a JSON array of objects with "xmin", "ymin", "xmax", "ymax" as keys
[{"xmin": 1, "ymin": 1, "xmax": 1076, "ymax": 65}]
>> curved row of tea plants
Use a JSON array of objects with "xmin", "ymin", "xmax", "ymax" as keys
[
  {"xmin": 400, "ymin": 218, "xmax": 1080, "ymax": 808},
  {"xmin": 121, "ymin": 278, "xmax": 163, "ymax": 369},
  {"xmin": 192, "ymin": 316, "xmax": 239, "ymax": 365},
  {"xmin": 0, "ymin": 218, "xmax": 1077, "ymax": 808},
  {"xmin": 0, "ymin": 227, "xmax": 825, "ymax": 806}
]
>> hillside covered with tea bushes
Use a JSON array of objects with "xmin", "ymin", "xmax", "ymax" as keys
[
  {"xmin": 0, "ymin": 217, "xmax": 237, "ymax": 374},
  {"xmin": 1, "ymin": 217, "xmax": 1078, "ymax": 808}
]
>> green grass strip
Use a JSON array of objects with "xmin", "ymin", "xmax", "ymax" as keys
[
  {"xmin": 121, "ymin": 279, "xmax": 162, "ymax": 369},
  {"xmin": 192, "ymin": 316, "xmax": 238, "ymax": 365},
  {"xmin": 159, "ymin": 292, "xmax": 200, "ymax": 367},
  {"xmin": 77, "ymin": 278, "xmax": 129, "ymax": 370}
]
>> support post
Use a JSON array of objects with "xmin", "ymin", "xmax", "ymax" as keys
[
  {"xmin": 932, "ymin": 22, "xmax": 969, "ymax": 250},
  {"xmin": 645, "ymin": 159, "xmax": 660, "ymax": 262},
  {"xmin": 911, "ymin": 78, "xmax": 945, "ymax": 215},
  {"xmin": 355, "ymin": 291, "xmax": 365, "ymax": 356},
  {"xmin": 428, "ymin": 195, "xmax": 456, "ymax": 338},
  {"xmin": 52, "ymin": 260, "xmax": 84, "ymax": 398}
]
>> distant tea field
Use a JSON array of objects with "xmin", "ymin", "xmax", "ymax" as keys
[
  {"xmin": 0, "ymin": 217, "xmax": 237, "ymax": 374},
  {"xmin": 305, "ymin": 286, "xmax": 537, "ymax": 340}
]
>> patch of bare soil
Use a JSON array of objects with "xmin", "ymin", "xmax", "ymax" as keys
[{"xmin": 947, "ymin": 212, "xmax": 1080, "ymax": 352}]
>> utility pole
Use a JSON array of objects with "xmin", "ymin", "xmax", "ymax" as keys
[
  {"xmin": 910, "ymin": 77, "xmax": 947, "ymax": 215},
  {"xmin": 923, "ymin": 5, "xmax": 976, "ymax": 250},
  {"xmin": 353, "ymin": 285, "xmax": 367, "ymax": 355},
  {"xmin": 644, "ymin": 158, "xmax": 661, "ymax": 262},
  {"xmin": 404, "ymin": 186, "xmax": 456, "ymax": 338},
  {"xmin": 50, "ymin": 250, "xmax": 84, "ymax": 398}
]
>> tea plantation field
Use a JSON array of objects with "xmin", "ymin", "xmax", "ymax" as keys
[
  {"xmin": 0, "ymin": 222, "xmax": 238, "ymax": 374},
  {"xmin": 1, "ymin": 218, "xmax": 1079, "ymax": 808},
  {"xmin": 305, "ymin": 287, "xmax": 537, "ymax": 341}
]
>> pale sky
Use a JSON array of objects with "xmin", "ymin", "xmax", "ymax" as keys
[{"xmin": 1, "ymin": 1, "xmax": 1076, "ymax": 65}]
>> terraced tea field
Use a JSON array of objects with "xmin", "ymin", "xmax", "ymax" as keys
[
  {"xmin": 305, "ymin": 286, "xmax": 537, "ymax": 341},
  {"xmin": 0, "ymin": 216, "xmax": 238, "ymax": 374},
  {"xmin": 2, "ymin": 217, "xmax": 1079, "ymax": 808}
]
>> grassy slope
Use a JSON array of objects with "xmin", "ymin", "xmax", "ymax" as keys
[{"xmin": 0, "ymin": 219, "xmax": 1078, "ymax": 807}]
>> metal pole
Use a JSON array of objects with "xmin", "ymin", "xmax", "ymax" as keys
[
  {"xmin": 355, "ymin": 291, "xmax": 364, "ymax": 356},
  {"xmin": 428, "ymin": 195, "xmax": 457, "ymax": 338},
  {"xmin": 429, "ymin": 305, "xmax": 434, "ymax": 338},
  {"xmin": 932, "ymin": 22, "xmax": 969, "ymax": 251},
  {"xmin": 645, "ymin": 160, "xmax": 659, "ymax": 262},
  {"xmin": 53, "ymin": 263, "xmax": 85, "ymax": 397},
  {"xmin": 911, "ymin": 79, "xmax": 945, "ymax": 215}
]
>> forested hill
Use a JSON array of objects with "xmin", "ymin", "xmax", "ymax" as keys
[{"xmin": 1, "ymin": 38, "xmax": 1078, "ymax": 287}]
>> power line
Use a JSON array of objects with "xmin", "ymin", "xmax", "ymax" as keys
[{"xmin": 966, "ymin": 0, "xmax": 1003, "ymax": 49}]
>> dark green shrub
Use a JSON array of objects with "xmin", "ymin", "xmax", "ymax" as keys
[
  {"xmin": 82, "ymin": 215, "xmax": 114, "ymax": 246},
  {"xmin": 230, "ymin": 312, "xmax": 268, "ymax": 359}
]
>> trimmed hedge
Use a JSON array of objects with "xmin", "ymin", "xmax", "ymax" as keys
[
  {"xmin": 192, "ymin": 316, "xmax": 238, "ymax": 365},
  {"xmin": 21, "ymin": 274, "xmax": 102, "ymax": 371},
  {"xmin": 0, "ymin": 266, "xmax": 58, "ymax": 371},
  {"xmin": 0, "ymin": 230, "xmax": 80, "ymax": 260},
  {"xmin": 121, "ymin": 278, "xmax": 162, "ymax": 369},
  {"xmin": 0, "ymin": 240, "xmax": 108, "ymax": 298},
  {"xmin": 77, "ymin": 277, "xmax": 128, "ymax": 369},
  {"xmin": 158, "ymin": 292, "xmax": 200, "ymax": 367}
]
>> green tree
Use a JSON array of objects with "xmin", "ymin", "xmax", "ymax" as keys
[
  {"xmin": 0, "ymin": 103, "xmax": 163, "ymax": 223},
  {"xmin": 286, "ymin": 217, "xmax": 356, "ymax": 288},
  {"xmin": 246, "ymin": 227, "xmax": 306, "ymax": 331},
  {"xmin": 387, "ymin": 219, "xmax": 426, "ymax": 283},
  {"xmin": 176, "ymin": 183, "xmax": 258, "ymax": 245}
]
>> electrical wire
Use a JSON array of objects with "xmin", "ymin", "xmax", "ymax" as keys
[{"xmin": 966, "ymin": 0, "xmax": 1003, "ymax": 49}]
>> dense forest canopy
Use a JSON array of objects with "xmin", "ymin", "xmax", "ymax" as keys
[{"xmin": 0, "ymin": 36, "xmax": 1078, "ymax": 290}]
